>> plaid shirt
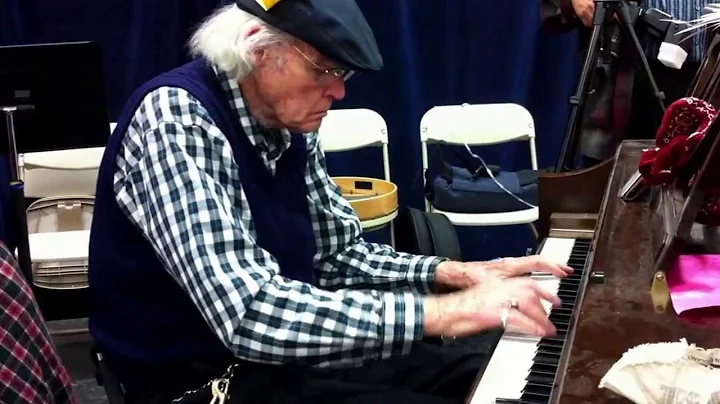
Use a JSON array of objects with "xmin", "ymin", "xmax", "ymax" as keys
[
  {"xmin": 0, "ymin": 242, "xmax": 76, "ymax": 404},
  {"xmin": 113, "ymin": 64, "xmax": 442, "ymax": 367}
]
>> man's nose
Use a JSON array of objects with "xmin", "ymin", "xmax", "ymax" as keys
[{"xmin": 324, "ymin": 79, "xmax": 345, "ymax": 101}]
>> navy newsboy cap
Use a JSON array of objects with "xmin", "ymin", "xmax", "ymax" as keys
[{"xmin": 235, "ymin": 0, "xmax": 383, "ymax": 72}]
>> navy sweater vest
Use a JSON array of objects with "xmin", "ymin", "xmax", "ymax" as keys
[{"xmin": 88, "ymin": 60, "xmax": 316, "ymax": 383}]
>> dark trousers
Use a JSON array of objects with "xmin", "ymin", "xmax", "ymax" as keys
[{"xmin": 122, "ymin": 331, "xmax": 502, "ymax": 404}]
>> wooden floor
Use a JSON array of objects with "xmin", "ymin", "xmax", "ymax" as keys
[{"xmin": 49, "ymin": 318, "xmax": 109, "ymax": 404}]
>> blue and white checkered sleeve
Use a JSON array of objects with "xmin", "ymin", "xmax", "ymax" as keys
[
  {"xmin": 305, "ymin": 133, "xmax": 444, "ymax": 294},
  {"xmin": 113, "ymin": 88, "xmax": 424, "ymax": 367}
]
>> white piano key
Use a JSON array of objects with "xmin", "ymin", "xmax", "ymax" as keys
[{"xmin": 469, "ymin": 237, "xmax": 576, "ymax": 404}]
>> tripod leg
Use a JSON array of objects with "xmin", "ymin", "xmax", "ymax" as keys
[
  {"xmin": 616, "ymin": 2, "xmax": 666, "ymax": 112},
  {"xmin": 555, "ymin": 6, "xmax": 607, "ymax": 172}
]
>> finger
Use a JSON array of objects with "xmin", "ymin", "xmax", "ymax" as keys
[
  {"xmin": 514, "ymin": 295, "xmax": 550, "ymax": 328},
  {"xmin": 507, "ymin": 307, "xmax": 557, "ymax": 337},
  {"xmin": 533, "ymin": 256, "xmax": 573, "ymax": 277},
  {"xmin": 529, "ymin": 281, "xmax": 562, "ymax": 308}
]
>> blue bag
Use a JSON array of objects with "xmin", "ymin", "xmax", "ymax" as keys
[{"xmin": 424, "ymin": 145, "xmax": 541, "ymax": 214}]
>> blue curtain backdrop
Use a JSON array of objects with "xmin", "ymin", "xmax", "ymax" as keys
[{"xmin": 0, "ymin": 0, "xmax": 579, "ymax": 261}]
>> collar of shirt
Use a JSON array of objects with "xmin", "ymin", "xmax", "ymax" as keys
[{"xmin": 213, "ymin": 66, "xmax": 293, "ymax": 162}]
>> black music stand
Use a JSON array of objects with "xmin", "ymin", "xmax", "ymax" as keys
[{"xmin": 0, "ymin": 41, "xmax": 111, "ymax": 284}]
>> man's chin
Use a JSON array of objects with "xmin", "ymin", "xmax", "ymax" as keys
[{"xmin": 293, "ymin": 118, "xmax": 325, "ymax": 133}]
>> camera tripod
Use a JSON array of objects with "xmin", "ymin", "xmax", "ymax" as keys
[{"xmin": 555, "ymin": 0, "xmax": 667, "ymax": 172}]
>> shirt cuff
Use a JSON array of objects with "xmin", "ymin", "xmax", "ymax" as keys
[
  {"xmin": 407, "ymin": 255, "xmax": 446, "ymax": 295},
  {"xmin": 378, "ymin": 292, "xmax": 424, "ymax": 359}
]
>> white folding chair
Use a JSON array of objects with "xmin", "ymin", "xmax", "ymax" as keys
[
  {"xmin": 420, "ymin": 103, "xmax": 539, "ymax": 232},
  {"xmin": 17, "ymin": 120, "xmax": 107, "ymax": 290},
  {"xmin": 318, "ymin": 108, "xmax": 397, "ymax": 246}
]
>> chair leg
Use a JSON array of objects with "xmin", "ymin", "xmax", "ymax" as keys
[
  {"xmin": 90, "ymin": 347, "xmax": 126, "ymax": 404},
  {"xmin": 390, "ymin": 221, "xmax": 396, "ymax": 248}
]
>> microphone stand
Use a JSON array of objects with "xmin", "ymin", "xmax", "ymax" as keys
[
  {"xmin": 2, "ymin": 105, "xmax": 34, "ymax": 284},
  {"xmin": 555, "ymin": 0, "xmax": 667, "ymax": 172}
]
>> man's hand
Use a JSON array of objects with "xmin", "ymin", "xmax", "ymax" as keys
[
  {"xmin": 423, "ymin": 276, "xmax": 561, "ymax": 338},
  {"xmin": 435, "ymin": 255, "xmax": 573, "ymax": 291},
  {"xmin": 571, "ymin": 0, "xmax": 594, "ymax": 26}
]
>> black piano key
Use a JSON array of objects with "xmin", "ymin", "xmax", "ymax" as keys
[
  {"xmin": 558, "ymin": 282, "xmax": 578, "ymax": 291},
  {"xmin": 550, "ymin": 316, "xmax": 572, "ymax": 325},
  {"xmin": 523, "ymin": 383, "xmax": 552, "ymax": 395},
  {"xmin": 521, "ymin": 393, "xmax": 550, "ymax": 404},
  {"xmin": 557, "ymin": 291, "xmax": 577, "ymax": 300},
  {"xmin": 537, "ymin": 341, "xmax": 563, "ymax": 351},
  {"xmin": 533, "ymin": 354, "xmax": 561, "ymax": 366},
  {"xmin": 528, "ymin": 366, "xmax": 558, "ymax": 380},
  {"xmin": 538, "ymin": 341, "xmax": 564, "ymax": 351},
  {"xmin": 541, "ymin": 334, "xmax": 566, "ymax": 343},
  {"xmin": 495, "ymin": 399, "xmax": 522, "ymax": 404},
  {"xmin": 558, "ymin": 283, "xmax": 577, "ymax": 292},
  {"xmin": 532, "ymin": 362, "xmax": 558, "ymax": 374},
  {"xmin": 548, "ymin": 315, "xmax": 570, "ymax": 326},
  {"xmin": 537, "ymin": 347, "xmax": 562, "ymax": 357},
  {"xmin": 557, "ymin": 293, "xmax": 578, "ymax": 301},
  {"xmin": 567, "ymin": 258, "xmax": 586, "ymax": 267},
  {"xmin": 548, "ymin": 312, "xmax": 570, "ymax": 321},
  {"xmin": 520, "ymin": 392, "xmax": 551, "ymax": 404},
  {"xmin": 539, "ymin": 338, "xmax": 564, "ymax": 348},
  {"xmin": 527, "ymin": 370, "xmax": 555, "ymax": 385},
  {"xmin": 551, "ymin": 307, "xmax": 573, "ymax": 315}
]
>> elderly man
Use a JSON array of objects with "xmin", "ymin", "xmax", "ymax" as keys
[{"xmin": 88, "ymin": 1, "xmax": 570, "ymax": 402}]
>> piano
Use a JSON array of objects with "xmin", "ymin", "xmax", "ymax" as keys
[{"xmin": 468, "ymin": 32, "xmax": 720, "ymax": 404}]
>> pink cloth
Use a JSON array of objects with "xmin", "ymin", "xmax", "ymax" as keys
[{"xmin": 668, "ymin": 254, "xmax": 720, "ymax": 315}]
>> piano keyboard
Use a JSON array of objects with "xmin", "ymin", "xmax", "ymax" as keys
[{"xmin": 469, "ymin": 237, "xmax": 590, "ymax": 404}]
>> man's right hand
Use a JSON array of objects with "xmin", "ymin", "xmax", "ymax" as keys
[
  {"xmin": 571, "ymin": 0, "xmax": 594, "ymax": 26},
  {"xmin": 423, "ymin": 277, "xmax": 561, "ymax": 338}
]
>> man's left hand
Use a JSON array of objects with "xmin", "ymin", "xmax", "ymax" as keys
[{"xmin": 434, "ymin": 256, "xmax": 573, "ymax": 291}]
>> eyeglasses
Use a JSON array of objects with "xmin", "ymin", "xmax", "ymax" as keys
[{"xmin": 293, "ymin": 46, "xmax": 355, "ymax": 84}]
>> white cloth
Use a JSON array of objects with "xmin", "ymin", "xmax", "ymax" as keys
[{"xmin": 599, "ymin": 339, "xmax": 720, "ymax": 403}]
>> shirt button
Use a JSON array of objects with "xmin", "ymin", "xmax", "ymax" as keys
[{"xmin": 696, "ymin": 6, "xmax": 701, "ymax": 10}]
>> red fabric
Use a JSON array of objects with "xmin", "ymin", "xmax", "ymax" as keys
[
  {"xmin": 638, "ymin": 97, "xmax": 720, "ymax": 225},
  {"xmin": 0, "ymin": 242, "xmax": 76, "ymax": 404}
]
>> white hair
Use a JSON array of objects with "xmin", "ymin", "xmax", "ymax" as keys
[{"xmin": 188, "ymin": 4, "xmax": 290, "ymax": 79}]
